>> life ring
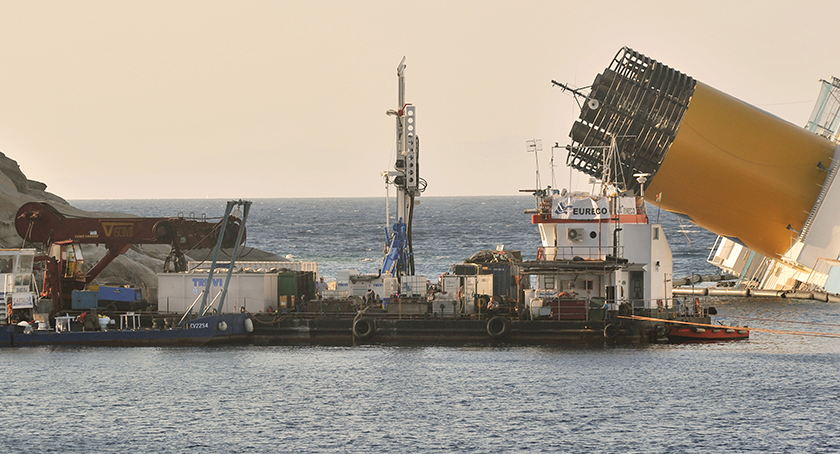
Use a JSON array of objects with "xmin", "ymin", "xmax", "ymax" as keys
[
  {"xmin": 603, "ymin": 323, "xmax": 619, "ymax": 339},
  {"xmin": 352, "ymin": 317, "xmax": 375, "ymax": 339},
  {"xmin": 486, "ymin": 316, "xmax": 509, "ymax": 339},
  {"xmin": 537, "ymin": 248, "xmax": 544, "ymax": 260}
]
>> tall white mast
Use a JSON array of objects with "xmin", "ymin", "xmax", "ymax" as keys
[{"xmin": 382, "ymin": 57, "xmax": 422, "ymax": 277}]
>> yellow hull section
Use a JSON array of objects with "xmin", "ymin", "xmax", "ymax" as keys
[{"xmin": 646, "ymin": 82, "xmax": 835, "ymax": 259}]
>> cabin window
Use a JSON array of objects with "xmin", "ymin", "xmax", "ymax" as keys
[
  {"xmin": 653, "ymin": 227, "xmax": 659, "ymax": 240},
  {"xmin": 585, "ymin": 280, "xmax": 594, "ymax": 290},
  {"xmin": 544, "ymin": 276, "xmax": 555, "ymax": 289}
]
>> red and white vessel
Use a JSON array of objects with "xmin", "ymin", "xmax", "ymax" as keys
[
  {"xmin": 666, "ymin": 323, "xmax": 750, "ymax": 342},
  {"xmin": 521, "ymin": 139, "xmax": 674, "ymax": 322}
]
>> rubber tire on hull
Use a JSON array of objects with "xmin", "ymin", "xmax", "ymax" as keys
[
  {"xmin": 604, "ymin": 323, "xmax": 619, "ymax": 339},
  {"xmin": 353, "ymin": 317, "xmax": 375, "ymax": 339},
  {"xmin": 487, "ymin": 316, "xmax": 510, "ymax": 339}
]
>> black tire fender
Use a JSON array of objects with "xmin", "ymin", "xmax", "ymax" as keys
[
  {"xmin": 487, "ymin": 316, "xmax": 509, "ymax": 339},
  {"xmin": 604, "ymin": 323, "xmax": 619, "ymax": 339},
  {"xmin": 353, "ymin": 317, "xmax": 375, "ymax": 339}
]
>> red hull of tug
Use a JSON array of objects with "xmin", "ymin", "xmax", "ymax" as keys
[{"xmin": 667, "ymin": 326, "xmax": 749, "ymax": 342}]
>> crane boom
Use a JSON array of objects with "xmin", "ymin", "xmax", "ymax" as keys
[
  {"xmin": 15, "ymin": 202, "xmax": 243, "ymax": 250},
  {"xmin": 14, "ymin": 201, "xmax": 245, "ymax": 314}
]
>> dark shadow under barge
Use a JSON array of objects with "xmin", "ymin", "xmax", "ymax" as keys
[{"xmin": 248, "ymin": 313, "xmax": 705, "ymax": 346}]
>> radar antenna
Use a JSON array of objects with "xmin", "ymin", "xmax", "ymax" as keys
[{"xmin": 526, "ymin": 139, "xmax": 543, "ymax": 190}]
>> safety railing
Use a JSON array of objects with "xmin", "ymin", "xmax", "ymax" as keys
[{"xmin": 538, "ymin": 245, "xmax": 625, "ymax": 261}]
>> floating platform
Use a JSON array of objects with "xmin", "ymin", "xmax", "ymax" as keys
[{"xmin": 0, "ymin": 313, "xmax": 253, "ymax": 348}]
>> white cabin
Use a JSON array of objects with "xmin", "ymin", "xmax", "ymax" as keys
[{"xmin": 526, "ymin": 191, "xmax": 673, "ymax": 315}]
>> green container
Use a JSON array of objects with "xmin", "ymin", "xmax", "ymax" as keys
[
  {"xmin": 278, "ymin": 272, "xmax": 299, "ymax": 296},
  {"xmin": 277, "ymin": 271, "xmax": 316, "ymax": 309}
]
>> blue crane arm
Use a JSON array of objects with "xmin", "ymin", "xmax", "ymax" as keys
[{"xmin": 381, "ymin": 220, "xmax": 408, "ymax": 275}]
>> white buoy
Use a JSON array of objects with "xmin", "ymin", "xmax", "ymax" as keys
[
  {"xmin": 244, "ymin": 318, "xmax": 254, "ymax": 333},
  {"xmin": 217, "ymin": 321, "xmax": 228, "ymax": 332}
]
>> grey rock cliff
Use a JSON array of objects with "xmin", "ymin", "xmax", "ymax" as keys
[{"xmin": 0, "ymin": 152, "xmax": 69, "ymax": 247}]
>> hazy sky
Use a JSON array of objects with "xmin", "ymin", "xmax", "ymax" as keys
[{"xmin": 0, "ymin": 0, "xmax": 837, "ymax": 200}]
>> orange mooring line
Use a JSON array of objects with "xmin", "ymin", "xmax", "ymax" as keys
[
  {"xmin": 618, "ymin": 315, "xmax": 840, "ymax": 338},
  {"xmin": 719, "ymin": 315, "xmax": 840, "ymax": 328},
  {"xmin": 619, "ymin": 315, "xmax": 746, "ymax": 330}
]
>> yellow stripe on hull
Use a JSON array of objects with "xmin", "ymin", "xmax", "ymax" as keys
[{"xmin": 646, "ymin": 82, "xmax": 836, "ymax": 259}]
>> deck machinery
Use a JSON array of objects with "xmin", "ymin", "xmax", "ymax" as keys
[
  {"xmin": 14, "ymin": 201, "xmax": 246, "ymax": 315},
  {"xmin": 381, "ymin": 57, "xmax": 426, "ymax": 281}
]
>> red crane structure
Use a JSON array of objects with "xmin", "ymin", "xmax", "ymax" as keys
[{"xmin": 14, "ymin": 201, "xmax": 245, "ymax": 314}]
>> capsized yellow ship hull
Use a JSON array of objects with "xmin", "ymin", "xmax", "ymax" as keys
[
  {"xmin": 647, "ymin": 82, "xmax": 835, "ymax": 259},
  {"xmin": 567, "ymin": 48, "xmax": 836, "ymax": 260}
]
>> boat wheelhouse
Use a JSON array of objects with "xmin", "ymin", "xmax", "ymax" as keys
[{"xmin": 521, "ymin": 142, "xmax": 674, "ymax": 323}]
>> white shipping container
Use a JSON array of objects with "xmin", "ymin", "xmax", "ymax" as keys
[
  {"xmin": 350, "ymin": 281, "xmax": 369, "ymax": 296},
  {"xmin": 438, "ymin": 273, "xmax": 493, "ymax": 298},
  {"xmin": 439, "ymin": 275, "xmax": 460, "ymax": 301},
  {"xmin": 187, "ymin": 260, "xmax": 318, "ymax": 273},
  {"xmin": 476, "ymin": 275, "xmax": 493, "ymax": 296},
  {"xmin": 336, "ymin": 269, "xmax": 358, "ymax": 293},
  {"xmin": 157, "ymin": 273, "xmax": 279, "ymax": 314},
  {"xmin": 349, "ymin": 276, "xmax": 385, "ymax": 298},
  {"xmin": 437, "ymin": 275, "xmax": 483, "ymax": 314}
]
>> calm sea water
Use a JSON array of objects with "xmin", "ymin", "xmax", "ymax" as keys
[
  {"xmin": 2, "ymin": 197, "xmax": 838, "ymax": 453},
  {"xmin": 67, "ymin": 196, "xmax": 719, "ymax": 280}
]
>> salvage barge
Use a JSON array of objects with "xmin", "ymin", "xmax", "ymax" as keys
[
  {"xmin": 0, "ymin": 57, "xmax": 738, "ymax": 348},
  {"xmin": 247, "ymin": 140, "xmax": 719, "ymax": 345},
  {"xmin": 1, "ymin": 200, "xmax": 256, "ymax": 347}
]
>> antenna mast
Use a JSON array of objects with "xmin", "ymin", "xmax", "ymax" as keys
[{"xmin": 526, "ymin": 139, "xmax": 543, "ymax": 189}]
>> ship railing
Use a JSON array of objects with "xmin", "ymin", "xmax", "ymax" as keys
[
  {"xmin": 526, "ymin": 295, "xmax": 713, "ymax": 321},
  {"xmin": 707, "ymin": 235, "xmax": 724, "ymax": 265},
  {"xmin": 539, "ymin": 246, "xmax": 625, "ymax": 261},
  {"xmin": 601, "ymin": 297, "xmax": 703, "ymax": 318}
]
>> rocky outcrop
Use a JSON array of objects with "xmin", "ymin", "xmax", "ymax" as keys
[
  {"xmin": 0, "ymin": 151, "xmax": 283, "ymax": 306},
  {"xmin": 0, "ymin": 152, "xmax": 70, "ymax": 247}
]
